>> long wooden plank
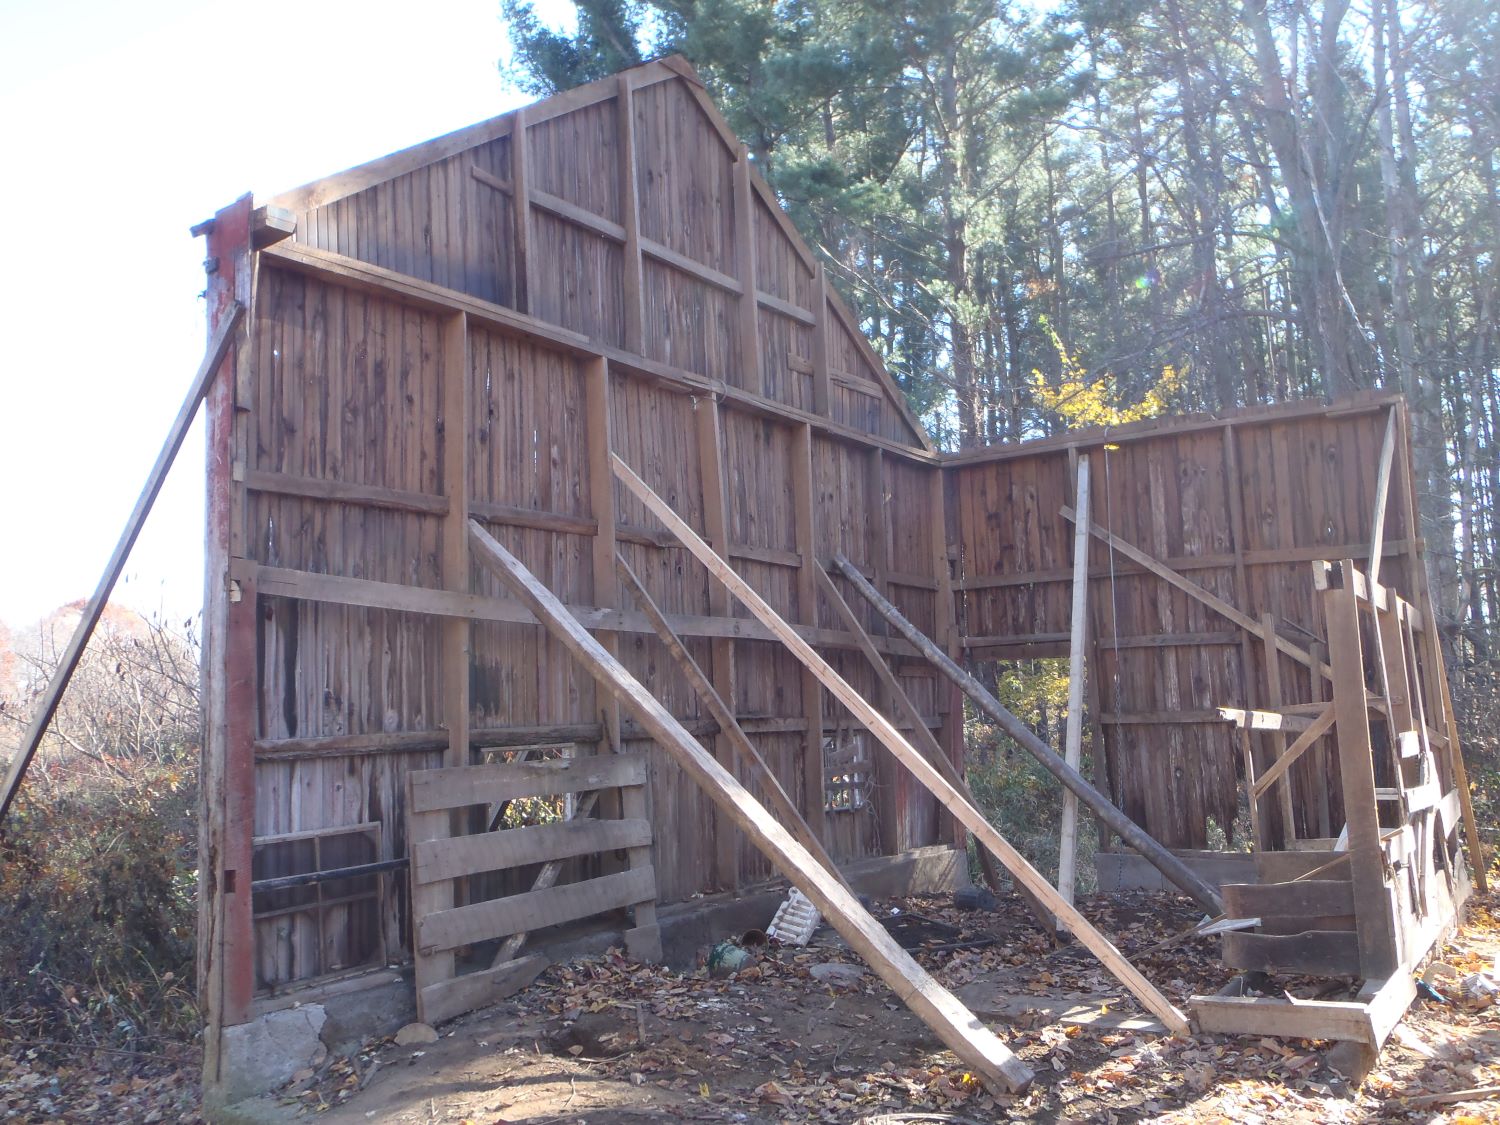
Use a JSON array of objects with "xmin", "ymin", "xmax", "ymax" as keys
[
  {"xmin": 1222, "ymin": 879, "xmax": 1356, "ymax": 917},
  {"xmin": 420, "ymin": 954, "xmax": 549, "ymax": 1027},
  {"xmin": 0, "ymin": 305, "xmax": 243, "ymax": 825},
  {"xmin": 1061, "ymin": 506, "xmax": 1330, "ymax": 679},
  {"xmin": 1221, "ymin": 930, "xmax": 1361, "ymax": 977},
  {"xmin": 1059, "ymin": 456, "xmax": 1091, "ymax": 914},
  {"xmin": 409, "ymin": 755, "xmax": 648, "ymax": 812},
  {"xmin": 413, "ymin": 818, "xmax": 652, "ymax": 884},
  {"xmin": 244, "ymin": 469, "xmax": 449, "ymax": 515},
  {"xmin": 1190, "ymin": 994, "xmax": 1375, "ymax": 1043},
  {"xmin": 252, "ymin": 562, "xmax": 914, "ymax": 655},
  {"xmin": 618, "ymin": 555, "xmax": 851, "ymax": 893},
  {"xmin": 1218, "ymin": 708, "xmax": 1317, "ymax": 733},
  {"xmin": 492, "ymin": 788, "xmax": 603, "ymax": 967},
  {"xmin": 418, "ymin": 867, "xmax": 657, "ymax": 953},
  {"xmin": 468, "ymin": 519, "xmax": 1036, "ymax": 1092},
  {"xmin": 609, "ymin": 461, "xmax": 1193, "ymax": 1033},
  {"xmin": 814, "ymin": 566, "xmax": 1055, "ymax": 937},
  {"xmin": 1251, "ymin": 705, "xmax": 1336, "ymax": 798},
  {"xmin": 827, "ymin": 551, "xmax": 1226, "ymax": 918}
]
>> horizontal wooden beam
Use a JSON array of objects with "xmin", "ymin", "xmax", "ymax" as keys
[
  {"xmin": 1190, "ymin": 994, "xmax": 1376, "ymax": 1043},
  {"xmin": 418, "ymin": 866, "xmax": 656, "ymax": 954},
  {"xmin": 245, "ymin": 470, "xmax": 448, "ymax": 515},
  {"xmin": 258, "ymin": 242, "xmax": 939, "ymax": 464},
  {"xmin": 956, "ymin": 541, "xmax": 1417, "ymax": 592},
  {"xmin": 944, "ymin": 391, "xmax": 1406, "ymax": 466},
  {"xmin": 413, "ymin": 817, "xmax": 652, "ymax": 884},
  {"xmin": 409, "ymin": 754, "xmax": 648, "ymax": 812},
  {"xmin": 249, "ymin": 562, "xmax": 917, "ymax": 656},
  {"xmin": 1217, "ymin": 708, "xmax": 1317, "ymax": 733}
]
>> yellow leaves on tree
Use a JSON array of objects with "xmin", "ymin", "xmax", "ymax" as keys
[{"xmin": 1028, "ymin": 320, "xmax": 1185, "ymax": 428}]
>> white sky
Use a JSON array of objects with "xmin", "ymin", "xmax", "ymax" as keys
[{"xmin": 0, "ymin": 0, "xmax": 551, "ymax": 628}]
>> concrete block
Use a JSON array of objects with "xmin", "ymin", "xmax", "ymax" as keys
[{"xmin": 215, "ymin": 1004, "xmax": 326, "ymax": 1106}]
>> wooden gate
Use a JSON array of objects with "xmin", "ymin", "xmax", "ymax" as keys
[{"xmin": 406, "ymin": 753, "xmax": 660, "ymax": 1024}]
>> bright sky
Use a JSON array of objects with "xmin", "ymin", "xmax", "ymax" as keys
[{"xmin": 0, "ymin": 0, "xmax": 551, "ymax": 629}]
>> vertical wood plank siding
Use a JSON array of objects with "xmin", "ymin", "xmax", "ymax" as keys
[{"xmin": 234, "ymin": 66, "xmax": 942, "ymax": 990}]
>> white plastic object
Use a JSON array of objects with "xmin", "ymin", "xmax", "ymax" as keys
[{"xmin": 766, "ymin": 888, "xmax": 821, "ymax": 946}]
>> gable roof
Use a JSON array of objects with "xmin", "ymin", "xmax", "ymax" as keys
[{"xmin": 261, "ymin": 56, "xmax": 933, "ymax": 452}]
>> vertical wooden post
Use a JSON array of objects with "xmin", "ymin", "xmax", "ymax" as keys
[
  {"xmin": 414, "ymin": 312, "xmax": 473, "ymax": 1019},
  {"xmin": 733, "ymin": 145, "xmax": 763, "ymax": 395},
  {"xmin": 616, "ymin": 74, "xmax": 644, "ymax": 354},
  {"xmin": 1059, "ymin": 456, "xmax": 1090, "ymax": 913},
  {"xmin": 811, "ymin": 266, "xmax": 832, "ymax": 415},
  {"xmin": 1260, "ymin": 612, "xmax": 1297, "ymax": 842},
  {"xmin": 695, "ymin": 395, "xmax": 740, "ymax": 889},
  {"xmin": 200, "ymin": 195, "xmax": 255, "ymax": 1095},
  {"xmin": 510, "ymin": 108, "xmax": 533, "ymax": 315},
  {"xmin": 792, "ymin": 422, "xmax": 828, "ymax": 844},
  {"xmin": 1367, "ymin": 406, "xmax": 1399, "ymax": 590},
  {"xmin": 1223, "ymin": 423, "xmax": 1275, "ymax": 844},
  {"xmin": 441, "ymin": 312, "xmax": 471, "ymax": 770},
  {"xmin": 1325, "ymin": 569, "xmax": 1399, "ymax": 978},
  {"xmin": 588, "ymin": 360, "xmax": 658, "ymax": 956},
  {"xmin": 866, "ymin": 450, "xmax": 901, "ymax": 848},
  {"xmin": 1307, "ymin": 638, "xmax": 1333, "ymax": 838},
  {"xmin": 929, "ymin": 463, "xmax": 966, "ymax": 855}
]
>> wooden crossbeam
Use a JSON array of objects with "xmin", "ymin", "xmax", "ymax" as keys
[
  {"xmin": 1252, "ymin": 705, "xmax": 1337, "ymax": 799},
  {"xmin": 611, "ymin": 456, "xmax": 1192, "ymax": 1034},
  {"xmin": 1061, "ymin": 505, "xmax": 1332, "ymax": 680},
  {"xmin": 0, "ymin": 305, "xmax": 244, "ymax": 825},
  {"xmin": 468, "ymin": 519, "xmax": 1035, "ymax": 1092}
]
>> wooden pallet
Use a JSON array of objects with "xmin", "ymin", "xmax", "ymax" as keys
[{"xmin": 406, "ymin": 754, "xmax": 660, "ymax": 1025}]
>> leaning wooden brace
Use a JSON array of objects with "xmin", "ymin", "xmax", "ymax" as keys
[
  {"xmin": 469, "ymin": 519, "xmax": 1036, "ymax": 1093},
  {"xmin": 612, "ymin": 454, "xmax": 1192, "ymax": 1036}
]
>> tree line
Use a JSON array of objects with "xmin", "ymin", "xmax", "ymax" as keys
[{"xmin": 503, "ymin": 0, "xmax": 1500, "ymax": 674}]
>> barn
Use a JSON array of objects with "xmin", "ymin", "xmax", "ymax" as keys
[{"xmin": 172, "ymin": 56, "xmax": 1477, "ymax": 1103}]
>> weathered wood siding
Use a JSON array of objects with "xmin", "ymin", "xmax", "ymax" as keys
[
  {"xmin": 231, "ymin": 61, "xmax": 949, "ymax": 992},
  {"xmin": 947, "ymin": 398, "xmax": 1420, "ymax": 850}
]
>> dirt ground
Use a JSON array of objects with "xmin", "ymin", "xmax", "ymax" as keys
[
  {"xmin": 263, "ymin": 887, "xmax": 1500, "ymax": 1124},
  {"xmin": 5, "ymin": 886, "xmax": 1500, "ymax": 1123}
]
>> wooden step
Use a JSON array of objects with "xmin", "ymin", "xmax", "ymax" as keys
[
  {"xmin": 1222, "ymin": 929, "xmax": 1361, "ymax": 978},
  {"xmin": 1223, "ymin": 879, "xmax": 1355, "ymax": 918}
]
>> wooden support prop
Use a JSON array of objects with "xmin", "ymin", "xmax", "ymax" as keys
[
  {"xmin": 617, "ymin": 554, "xmax": 853, "ymax": 895},
  {"xmin": 826, "ymin": 552, "xmax": 1225, "ymax": 918},
  {"xmin": 0, "ymin": 305, "xmax": 243, "ymax": 825},
  {"xmin": 1252, "ymin": 705, "xmax": 1336, "ymax": 799},
  {"xmin": 1060, "ymin": 507, "xmax": 1330, "ymax": 681},
  {"xmin": 610, "ymin": 458, "xmax": 1192, "ymax": 1033},
  {"xmin": 814, "ymin": 566, "xmax": 1057, "ymax": 939},
  {"xmin": 1059, "ymin": 456, "xmax": 1091, "ymax": 916},
  {"xmin": 468, "ymin": 519, "xmax": 1035, "ymax": 1093}
]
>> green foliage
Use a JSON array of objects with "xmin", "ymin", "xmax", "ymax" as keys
[{"xmin": 959, "ymin": 660, "xmax": 1097, "ymax": 892}]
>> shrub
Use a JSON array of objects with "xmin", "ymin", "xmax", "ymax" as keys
[{"xmin": 0, "ymin": 609, "xmax": 201, "ymax": 1049}]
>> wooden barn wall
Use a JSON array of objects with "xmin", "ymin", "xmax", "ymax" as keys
[
  {"xmin": 947, "ymin": 402, "xmax": 1418, "ymax": 850},
  {"xmin": 236, "ymin": 67, "xmax": 949, "ymax": 994}
]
